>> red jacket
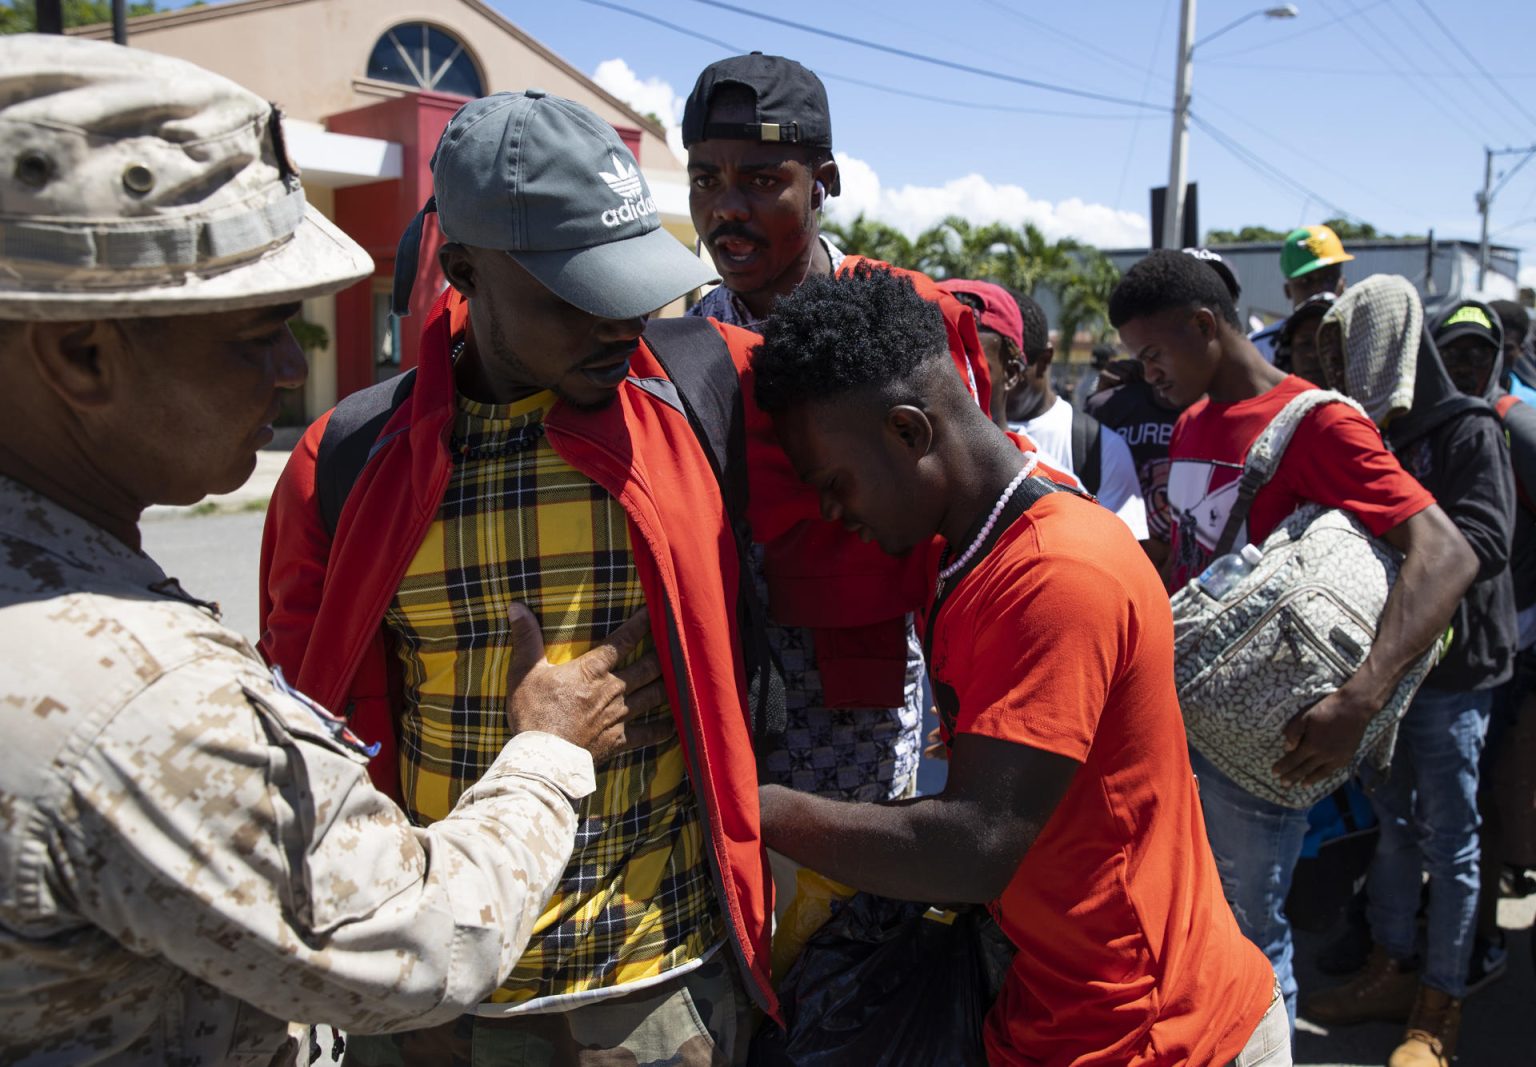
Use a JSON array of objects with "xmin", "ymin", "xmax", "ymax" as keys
[
  {"xmin": 753, "ymin": 257, "xmax": 992, "ymax": 705},
  {"xmin": 259, "ymin": 286, "xmax": 953, "ymax": 1016}
]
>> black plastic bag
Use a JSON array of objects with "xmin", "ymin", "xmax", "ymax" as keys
[{"xmin": 750, "ymin": 893, "xmax": 1016, "ymax": 1067}]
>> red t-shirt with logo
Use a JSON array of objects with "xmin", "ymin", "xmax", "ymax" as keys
[
  {"xmin": 927, "ymin": 491, "xmax": 1273, "ymax": 1066},
  {"xmin": 1166, "ymin": 375, "xmax": 1434, "ymax": 588}
]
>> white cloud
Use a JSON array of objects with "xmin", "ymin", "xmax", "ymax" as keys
[
  {"xmin": 591, "ymin": 58, "xmax": 687, "ymax": 163},
  {"xmin": 588, "ymin": 60, "xmax": 1150, "ymax": 248},
  {"xmin": 828, "ymin": 152, "xmax": 1148, "ymax": 249}
]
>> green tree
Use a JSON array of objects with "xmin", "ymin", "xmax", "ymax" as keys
[
  {"xmin": 908, "ymin": 215, "xmax": 1022, "ymax": 283},
  {"xmin": 1207, "ymin": 218, "xmax": 1416, "ymax": 243},
  {"xmin": 822, "ymin": 213, "xmax": 917, "ymax": 269},
  {"xmin": 1, "ymin": 1, "xmax": 162, "ymax": 33},
  {"xmin": 1051, "ymin": 248, "xmax": 1121, "ymax": 361},
  {"xmin": 1204, "ymin": 224, "xmax": 1288, "ymax": 244},
  {"xmin": 990, "ymin": 222, "xmax": 1077, "ymax": 298},
  {"xmin": 826, "ymin": 212, "xmax": 1120, "ymax": 361}
]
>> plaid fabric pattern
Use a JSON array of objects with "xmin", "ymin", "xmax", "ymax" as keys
[{"xmin": 384, "ymin": 389, "xmax": 720, "ymax": 1007}]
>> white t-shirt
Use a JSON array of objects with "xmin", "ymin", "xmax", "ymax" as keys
[{"xmin": 1014, "ymin": 397, "xmax": 1150, "ymax": 540}]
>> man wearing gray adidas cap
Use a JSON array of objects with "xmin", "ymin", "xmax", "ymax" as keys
[
  {"xmin": 0, "ymin": 35, "xmax": 668, "ymax": 1065},
  {"xmin": 262, "ymin": 86, "xmax": 868, "ymax": 1063}
]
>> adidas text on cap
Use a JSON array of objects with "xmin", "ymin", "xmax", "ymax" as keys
[{"xmin": 392, "ymin": 90, "xmax": 716, "ymax": 320}]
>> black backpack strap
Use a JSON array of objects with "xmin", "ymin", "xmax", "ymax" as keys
[
  {"xmin": 641, "ymin": 318, "xmax": 744, "ymax": 514},
  {"xmin": 315, "ymin": 369, "xmax": 417, "ymax": 537},
  {"xmin": 923, "ymin": 476, "xmax": 1086, "ymax": 736},
  {"xmin": 1071, "ymin": 410, "xmax": 1103, "ymax": 497},
  {"xmin": 642, "ymin": 318, "xmax": 787, "ymax": 768}
]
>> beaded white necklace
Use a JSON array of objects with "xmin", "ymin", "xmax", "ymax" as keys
[{"xmin": 935, "ymin": 454, "xmax": 1039, "ymax": 597}]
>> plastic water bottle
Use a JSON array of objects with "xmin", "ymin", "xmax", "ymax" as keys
[{"xmin": 1197, "ymin": 543, "xmax": 1263, "ymax": 599}]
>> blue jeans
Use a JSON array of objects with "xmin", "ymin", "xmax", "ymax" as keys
[
  {"xmin": 1190, "ymin": 746, "xmax": 1310, "ymax": 1032},
  {"xmin": 1362, "ymin": 685, "xmax": 1491, "ymax": 998}
]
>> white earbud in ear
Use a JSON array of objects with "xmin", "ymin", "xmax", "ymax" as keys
[{"xmin": 813, "ymin": 180, "xmax": 826, "ymax": 208}]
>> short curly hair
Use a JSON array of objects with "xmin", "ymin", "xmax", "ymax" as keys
[
  {"xmin": 753, "ymin": 264, "xmax": 949, "ymax": 413},
  {"xmin": 1012, "ymin": 289, "xmax": 1050, "ymax": 356},
  {"xmin": 1109, "ymin": 248, "xmax": 1242, "ymax": 331}
]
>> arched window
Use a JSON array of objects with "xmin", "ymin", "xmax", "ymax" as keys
[{"xmin": 366, "ymin": 23, "xmax": 484, "ymax": 98}]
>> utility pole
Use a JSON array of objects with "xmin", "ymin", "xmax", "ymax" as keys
[
  {"xmin": 1164, "ymin": 0, "xmax": 1197, "ymax": 251},
  {"xmin": 113, "ymin": 0, "xmax": 128, "ymax": 44},
  {"xmin": 1163, "ymin": 5, "xmax": 1298, "ymax": 251},
  {"xmin": 1478, "ymin": 144, "xmax": 1536, "ymax": 290},
  {"xmin": 1479, "ymin": 149, "xmax": 1494, "ymax": 290}
]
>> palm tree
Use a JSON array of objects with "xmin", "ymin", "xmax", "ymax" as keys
[
  {"xmin": 991, "ymin": 223, "xmax": 1077, "ymax": 298},
  {"xmin": 1051, "ymin": 248, "xmax": 1121, "ymax": 361},
  {"xmin": 907, "ymin": 215, "xmax": 1022, "ymax": 282},
  {"xmin": 821, "ymin": 214, "xmax": 917, "ymax": 269}
]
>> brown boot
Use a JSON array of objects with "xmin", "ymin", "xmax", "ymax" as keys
[
  {"xmin": 1302, "ymin": 945, "xmax": 1420, "ymax": 1025},
  {"xmin": 1388, "ymin": 984, "xmax": 1462, "ymax": 1067}
]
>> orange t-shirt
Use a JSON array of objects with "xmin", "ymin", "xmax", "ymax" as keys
[{"xmin": 927, "ymin": 491, "xmax": 1273, "ymax": 1066}]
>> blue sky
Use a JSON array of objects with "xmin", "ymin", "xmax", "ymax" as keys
[
  {"xmin": 163, "ymin": 0, "xmax": 1536, "ymax": 284},
  {"xmin": 493, "ymin": 0, "xmax": 1536, "ymax": 285}
]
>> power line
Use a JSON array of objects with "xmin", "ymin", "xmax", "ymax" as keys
[
  {"xmin": 1198, "ymin": 61, "xmax": 1536, "ymax": 82},
  {"xmin": 572, "ymin": 0, "xmax": 1149, "ymax": 119},
  {"xmin": 1330, "ymin": 0, "xmax": 1507, "ymax": 147},
  {"xmin": 1193, "ymin": 94, "xmax": 1418, "ymax": 218},
  {"xmin": 1383, "ymin": 1, "xmax": 1532, "ymax": 139},
  {"xmin": 673, "ymin": 0, "xmax": 1165, "ymax": 111},
  {"xmin": 1197, "ymin": 0, "xmax": 1390, "ymax": 61},
  {"xmin": 1189, "ymin": 111, "xmax": 1361, "ymax": 222},
  {"xmin": 1408, "ymin": 0, "xmax": 1536, "ymax": 131},
  {"xmin": 1113, "ymin": 0, "xmax": 1175, "ymax": 210},
  {"xmin": 972, "ymin": 0, "xmax": 1157, "ymax": 82}
]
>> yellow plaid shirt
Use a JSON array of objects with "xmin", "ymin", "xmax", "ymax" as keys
[{"xmin": 384, "ymin": 389, "xmax": 720, "ymax": 1006}]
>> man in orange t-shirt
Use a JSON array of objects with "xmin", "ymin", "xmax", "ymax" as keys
[{"xmin": 751, "ymin": 264, "xmax": 1283, "ymax": 1065}]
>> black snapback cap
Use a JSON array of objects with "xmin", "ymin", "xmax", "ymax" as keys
[{"xmin": 682, "ymin": 52, "xmax": 839, "ymax": 194}]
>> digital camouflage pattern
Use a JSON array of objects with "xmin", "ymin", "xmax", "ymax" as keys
[
  {"xmin": 0, "ymin": 476, "xmax": 595, "ymax": 1065},
  {"xmin": 344, "ymin": 952, "xmax": 755, "ymax": 1066}
]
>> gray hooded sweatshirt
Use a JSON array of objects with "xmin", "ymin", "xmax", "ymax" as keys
[{"xmin": 1324, "ymin": 277, "xmax": 1516, "ymax": 691}]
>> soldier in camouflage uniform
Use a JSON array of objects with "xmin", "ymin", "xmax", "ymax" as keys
[{"xmin": 0, "ymin": 34, "xmax": 665, "ymax": 1066}]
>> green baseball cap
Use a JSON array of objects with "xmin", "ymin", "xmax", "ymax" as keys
[
  {"xmin": 393, "ymin": 90, "xmax": 716, "ymax": 319},
  {"xmin": 1281, "ymin": 224, "xmax": 1355, "ymax": 280}
]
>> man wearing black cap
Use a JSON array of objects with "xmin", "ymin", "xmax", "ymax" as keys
[
  {"xmin": 681, "ymin": 55, "xmax": 992, "ymax": 832},
  {"xmin": 1433, "ymin": 300, "xmax": 1536, "ymax": 1000}
]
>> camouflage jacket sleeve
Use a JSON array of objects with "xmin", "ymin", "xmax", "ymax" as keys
[{"xmin": 46, "ymin": 647, "xmax": 594, "ymax": 1034}]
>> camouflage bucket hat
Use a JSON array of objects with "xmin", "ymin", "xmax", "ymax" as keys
[{"xmin": 0, "ymin": 34, "xmax": 373, "ymax": 321}]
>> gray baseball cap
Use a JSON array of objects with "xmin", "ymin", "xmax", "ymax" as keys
[
  {"xmin": 0, "ymin": 34, "xmax": 373, "ymax": 321},
  {"xmin": 392, "ymin": 90, "xmax": 716, "ymax": 321}
]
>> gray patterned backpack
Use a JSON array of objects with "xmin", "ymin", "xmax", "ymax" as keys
[{"xmin": 1170, "ymin": 389, "xmax": 1439, "ymax": 809}]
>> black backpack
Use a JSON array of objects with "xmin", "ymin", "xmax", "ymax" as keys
[
  {"xmin": 1069, "ymin": 409, "xmax": 1103, "ymax": 498},
  {"xmin": 313, "ymin": 317, "xmax": 786, "ymax": 766}
]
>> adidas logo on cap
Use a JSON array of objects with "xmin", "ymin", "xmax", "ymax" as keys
[
  {"xmin": 598, "ymin": 153, "xmax": 656, "ymax": 228},
  {"xmin": 600, "ymin": 155, "xmax": 645, "ymax": 199}
]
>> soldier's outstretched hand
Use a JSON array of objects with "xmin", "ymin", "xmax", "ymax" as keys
[{"xmin": 503, "ymin": 604, "xmax": 670, "ymax": 764}]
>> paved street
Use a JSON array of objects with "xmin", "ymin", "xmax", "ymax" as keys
[
  {"xmin": 141, "ymin": 508, "xmax": 267, "ymax": 642},
  {"xmin": 143, "ymin": 501, "xmax": 1535, "ymax": 1065}
]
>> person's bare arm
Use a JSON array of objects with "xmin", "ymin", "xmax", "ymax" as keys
[
  {"xmin": 759, "ymin": 734, "xmax": 1078, "ymax": 903},
  {"xmin": 1273, "ymin": 504, "xmax": 1475, "ymax": 785}
]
